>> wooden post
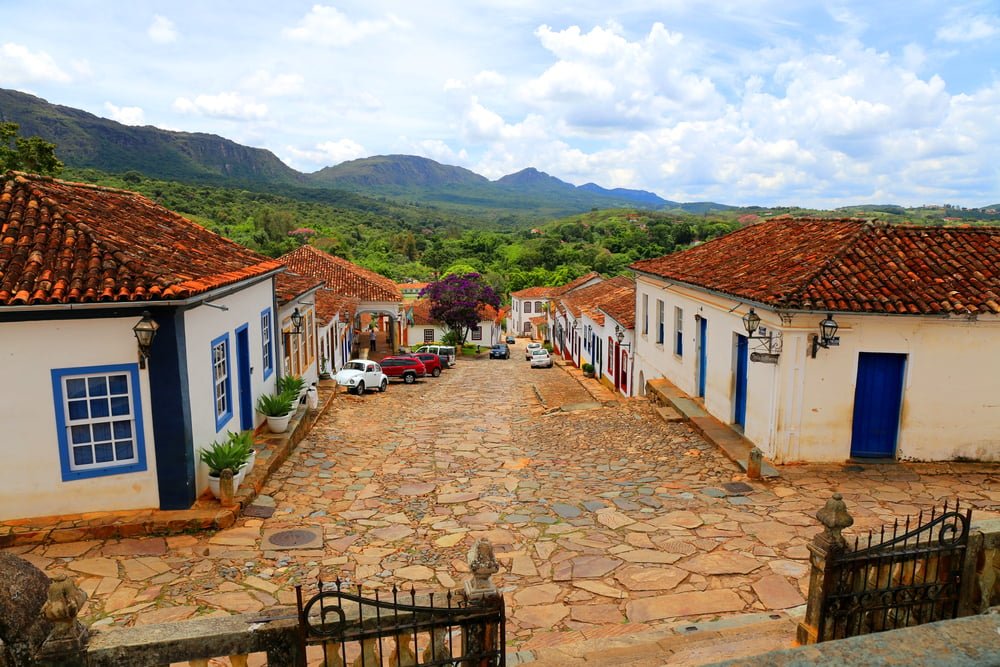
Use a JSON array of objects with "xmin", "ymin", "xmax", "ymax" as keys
[
  {"xmin": 797, "ymin": 492, "xmax": 854, "ymax": 644},
  {"xmin": 219, "ymin": 468, "xmax": 235, "ymax": 507}
]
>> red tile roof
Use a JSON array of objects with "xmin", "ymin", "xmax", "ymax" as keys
[
  {"xmin": 630, "ymin": 218, "xmax": 1000, "ymax": 315},
  {"xmin": 275, "ymin": 272, "xmax": 323, "ymax": 306},
  {"xmin": 315, "ymin": 289, "xmax": 360, "ymax": 326},
  {"xmin": 510, "ymin": 271, "xmax": 603, "ymax": 300},
  {"xmin": 597, "ymin": 280, "xmax": 637, "ymax": 329},
  {"xmin": 0, "ymin": 173, "xmax": 282, "ymax": 306},
  {"xmin": 407, "ymin": 298, "xmax": 498, "ymax": 325},
  {"xmin": 558, "ymin": 276, "xmax": 635, "ymax": 325},
  {"xmin": 278, "ymin": 245, "xmax": 402, "ymax": 302}
]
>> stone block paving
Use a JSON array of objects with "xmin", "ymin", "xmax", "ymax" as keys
[{"xmin": 4, "ymin": 354, "xmax": 998, "ymax": 660}]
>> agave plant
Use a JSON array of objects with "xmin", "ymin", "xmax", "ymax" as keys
[
  {"xmin": 256, "ymin": 391, "xmax": 295, "ymax": 417},
  {"xmin": 276, "ymin": 374, "xmax": 306, "ymax": 396},
  {"xmin": 200, "ymin": 431, "xmax": 253, "ymax": 476}
]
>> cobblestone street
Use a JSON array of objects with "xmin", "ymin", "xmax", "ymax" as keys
[{"xmin": 7, "ymin": 354, "xmax": 1000, "ymax": 656}]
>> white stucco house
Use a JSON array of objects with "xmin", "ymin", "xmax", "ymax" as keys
[
  {"xmin": 402, "ymin": 299, "xmax": 502, "ymax": 348},
  {"xmin": 549, "ymin": 276, "xmax": 636, "ymax": 396},
  {"xmin": 0, "ymin": 173, "xmax": 286, "ymax": 520},
  {"xmin": 508, "ymin": 272, "xmax": 601, "ymax": 339},
  {"xmin": 275, "ymin": 272, "xmax": 323, "ymax": 387},
  {"xmin": 630, "ymin": 217, "xmax": 1000, "ymax": 463},
  {"xmin": 315, "ymin": 290, "xmax": 360, "ymax": 374}
]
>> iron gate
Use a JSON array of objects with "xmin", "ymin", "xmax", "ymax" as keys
[
  {"xmin": 820, "ymin": 500, "xmax": 972, "ymax": 641},
  {"xmin": 296, "ymin": 577, "xmax": 505, "ymax": 667}
]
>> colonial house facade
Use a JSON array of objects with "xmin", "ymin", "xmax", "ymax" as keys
[
  {"xmin": 549, "ymin": 276, "xmax": 635, "ymax": 396},
  {"xmin": 508, "ymin": 272, "xmax": 602, "ymax": 339},
  {"xmin": 275, "ymin": 272, "xmax": 323, "ymax": 387},
  {"xmin": 402, "ymin": 299, "xmax": 501, "ymax": 348},
  {"xmin": 631, "ymin": 218, "xmax": 1000, "ymax": 464},
  {"xmin": 279, "ymin": 245, "xmax": 403, "ymax": 356},
  {"xmin": 0, "ymin": 173, "xmax": 285, "ymax": 519}
]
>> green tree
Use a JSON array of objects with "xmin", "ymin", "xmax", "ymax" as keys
[{"xmin": 0, "ymin": 123, "xmax": 64, "ymax": 175}]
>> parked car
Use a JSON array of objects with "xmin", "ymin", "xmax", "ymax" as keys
[
  {"xmin": 402, "ymin": 352, "xmax": 443, "ymax": 377},
  {"xmin": 490, "ymin": 343, "xmax": 510, "ymax": 359},
  {"xmin": 379, "ymin": 356, "xmax": 427, "ymax": 384},
  {"xmin": 415, "ymin": 344, "xmax": 457, "ymax": 367},
  {"xmin": 334, "ymin": 359, "xmax": 388, "ymax": 395},
  {"xmin": 505, "ymin": 336, "xmax": 516, "ymax": 345},
  {"xmin": 529, "ymin": 349, "xmax": 554, "ymax": 368},
  {"xmin": 524, "ymin": 342, "xmax": 542, "ymax": 360}
]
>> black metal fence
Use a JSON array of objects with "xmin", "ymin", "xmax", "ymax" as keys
[
  {"xmin": 819, "ymin": 501, "xmax": 972, "ymax": 641},
  {"xmin": 296, "ymin": 577, "xmax": 506, "ymax": 667}
]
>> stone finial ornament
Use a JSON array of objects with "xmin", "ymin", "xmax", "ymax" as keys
[
  {"xmin": 464, "ymin": 539, "xmax": 499, "ymax": 599},
  {"xmin": 41, "ymin": 574, "xmax": 87, "ymax": 638},
  {"xmin": 747, "ymin": 447, "xmax": 763, "ymax": 480},
  {"xmin": 816, "ymin": 492, "xmax": 854, "ymax": 549}
]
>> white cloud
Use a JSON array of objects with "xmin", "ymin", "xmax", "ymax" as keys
[
  {"xmin": 283, "ymin": 5, "xmax": 404, "ymax": 46},
  {"xmin": 461, "ymin": 97, "xmax": 547, "ymax": 142},
  {"xmin": 172, "ymin": 92, "xmax": 268, "ymax": 120},
  {"xmin": 0, "ymin": 43, "xmax": 70, "ymax": 84},
  {"xmin": 936, "ymin": 14, "xmax": 1000, "ymax": 42},
  {"xmin": 104, "ymin": 102, "xmax": 145, "ymax": 125},
  {"xmin": 286, "ymin": 138, "xmax": 368, "ymax": 168},
  {"xmin": 411, "ymin": 139, "xmax": 468, "ymax": 164},
  {"xmin": 242, "ymin": 70, "xmax": 304, "ymax": 97},
  {"xmin": 148, "ymin": 15, "xmax": 178, "ymax": 44}
]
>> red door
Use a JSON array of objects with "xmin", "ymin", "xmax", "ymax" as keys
[{"xmin": 619, "ymin": 349, "xmax": 628, "ymax": 393}]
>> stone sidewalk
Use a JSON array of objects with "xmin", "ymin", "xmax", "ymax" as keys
[{"xmin": 3, "ymin": 354, "xmax": 998, "ymax": 663}]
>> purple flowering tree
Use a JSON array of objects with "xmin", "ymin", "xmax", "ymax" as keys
[{"xmin": 421, "ymin": 273, "xmax": 501, "ymax": 345}]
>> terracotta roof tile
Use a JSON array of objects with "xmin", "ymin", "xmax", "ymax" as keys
[
  {"xmin": 630, "ymin": 218, "xmax": 1000, "ymax": 315},
  {"xmin": 556, "ymin": 276, "xmax": 635, "ymax": 325},
  {"xmin": 275, "ymin": 272, "xmax": 323, "ymax": 306},
  {"xmin": 553, "ymin": 271, "xmax": 603, "ymax": 296},
  {"xmin": 0, "ymin": 172, "xmax": 281, "ymax": 306},
  {"xmin": 278, "ymin": 245, "xmax": 402, "ymax": 302},
  {"xmin": 315, "ymin": 289, "xmax": 360, "ymax": 326},
  {"xmin": 407, "ymin": 298, "xmax": 497, "ymax": 326},
  {"xmin": 510, "ymin": 271, "xmax": 603, "ymax": 300}
]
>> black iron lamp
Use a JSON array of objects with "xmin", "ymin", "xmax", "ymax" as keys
[
  {"xmin": 291, "ymin": 307, "xmax": 304, "ymax": 335},
  {"xmin": 811, "ymin": 313, "xmax": 839, "ymax": 358},
  {"xmin": 614, "ymin": 324, "xmax": 631, "ymax": 350},
  {"xmin": 741, "ymin": 308, "xmax": 761, "ymax": 337},
  {"xmin": 132, "ymin": 310, "xmax": 159, "ymax": 369}
]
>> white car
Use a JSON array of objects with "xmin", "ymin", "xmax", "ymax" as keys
[
  {"xmin": 524, "ymin": 342, "xmax": 542, "ymax": 360},
  {"xmin": 529, "ymin": 349, "xmax": 553, "ymax": 368},
  {"xmin": 334, "ymin": 359, "xmax": 388, "ymax": 395}
]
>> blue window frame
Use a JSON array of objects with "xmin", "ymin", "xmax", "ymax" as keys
[
  {"xmin": 51, "ymin": 364, "xmax": 147, "ymax": 481},
  {"xmin": 211, "ymin": 332, "xmax": 233, "ymax": 431},
  {"xmin": 261, "ymin": 307, "xmax": 274, "ymax": 379},
  {"xmin": 674, "ymin": 306, "xmax": 684, "ymax": 357}
]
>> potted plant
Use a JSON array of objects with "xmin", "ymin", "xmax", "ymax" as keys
[
  {"xmin": 200, "ymin": 431, "xmax": 253, "ymax": 499},
  {"xmin": 256, "ymin": 391, "xmax": 296, "ymax": 433},
  {"xmin": 277, "ymin": 374, "xmax": 307, "ymax": 401},
  {"xmin": 582, "ymin": 362, "xmax": 595, "ymax": 378}
]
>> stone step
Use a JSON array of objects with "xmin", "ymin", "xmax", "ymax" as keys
[{"xmin": 655, "ymin": 405, "xmax": 685, "ymax": 422}]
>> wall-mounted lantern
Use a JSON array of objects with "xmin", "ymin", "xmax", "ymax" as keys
[
  {"xmin": 614, "ymin": 324, "xmax": 631, "ymax": 351},
  {"xmin": 132, "ymin": 310, "xmax": 159, "ymax": 369},
  {"xmin": 290, "ymin": 307, "xmax": 304, "ymax": 335},
  {"xmin": 811, "ymin": 313, "xmax": 839, "ymax": 358}
]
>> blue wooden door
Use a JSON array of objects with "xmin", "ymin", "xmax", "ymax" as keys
[
  {"xmin": 734, "ymin": 334, "xmax": 748, "ymax": 427},
  {"xmin": 235, "ymin": 325, "xmax": 253, "ymax": 431},
  {"xmin": 850, "ymin": 353, "xmax": 906, "ymax": 458},
  {"xmin": 697, "ymin": 317, "xmax": 708, "ymax": 398}
]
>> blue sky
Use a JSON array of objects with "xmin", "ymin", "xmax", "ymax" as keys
[{"xmin": 2, "ymin": 1, "xmax": 1000, "ymax": 207}]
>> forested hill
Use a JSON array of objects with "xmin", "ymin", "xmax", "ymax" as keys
[{"xmin": 0, "ymin": 88, "xmax": 730, "ymax": 219}]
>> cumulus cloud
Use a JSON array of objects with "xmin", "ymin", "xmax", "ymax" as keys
[
  {"xmin": 936, "ymin": 13, "xmax": 1000, "ymax": 42},
  {"xmin": 286, "ymin": 138, "xmax": 367, "ymax": 168},
  {"xmin": 104, "ymin": 102, "xmax": 145, "ymax": 125},
  {"xmin": 148, "ymin": 15, "xmax": 178, "ymax": 44},
  {"xmin": 242, "ymin": 70, "xmax": 304, "ymax": 97},
  {"xmin": 0, "ymin": 43, "xmax": 71, "ymax": 84},
  {"xmin": 283, "ymin": 5, "xmax": 405, "ymax": 46},
  {"xmin": 173, "ymin": 92, "xmax": 267, "ymax": 120}
]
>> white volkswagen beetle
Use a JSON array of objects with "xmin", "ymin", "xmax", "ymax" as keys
[{"xmin": 334, "ymin": 359, "xmax": 388, "ymax": 395}]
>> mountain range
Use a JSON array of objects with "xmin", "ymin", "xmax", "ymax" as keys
[{"xmin": 0, "ymin": 88, "xmax": 733, "ymax": 217}]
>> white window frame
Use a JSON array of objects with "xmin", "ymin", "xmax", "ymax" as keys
[
  {"xmin": 656, "ymin": 299, "xmax": 665, "ymax": 344},
  {"xmin": 211, "ymin": 333, "xmax": 232, "ymax": 431}
]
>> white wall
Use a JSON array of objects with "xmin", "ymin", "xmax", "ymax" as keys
[
  {"xmin": 0, "ymin": 316, "xmax": 159, "ymax": 520},
  {"xmin": 183, "ymin": 279, "xmax": 277, "ymax": 494},
  {"xmin": 634, "ymin": 275, "xmax": 1000, "ymax": 464}
]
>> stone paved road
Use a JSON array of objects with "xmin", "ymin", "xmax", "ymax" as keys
[{"xmin": 7, "ymin": 354, "xmax": 999, "ymax": 655}]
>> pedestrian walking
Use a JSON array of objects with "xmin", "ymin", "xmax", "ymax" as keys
[{"xmin": 369, "ymin": 328, "xmax": 377, "ymax": 352}]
